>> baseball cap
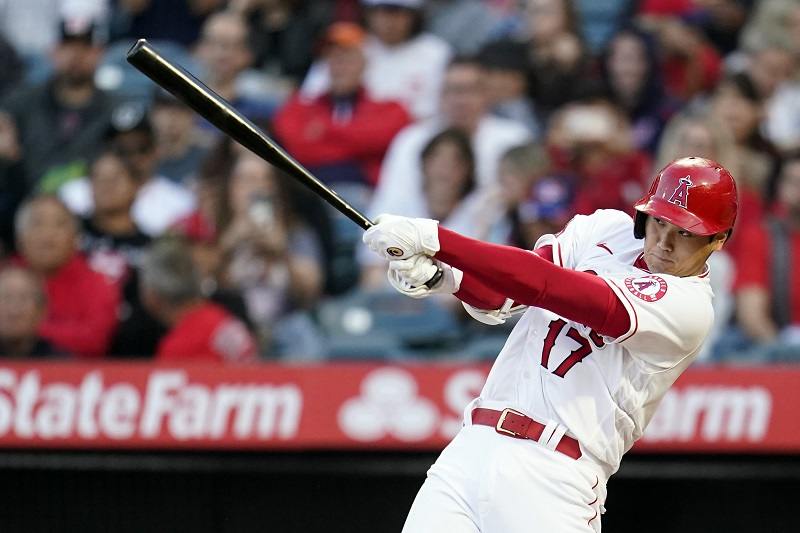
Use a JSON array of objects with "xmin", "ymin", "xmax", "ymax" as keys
[
  {"xmin": 361, "ymin": 0, "xmax": 424, "ymax": 9},
  {"xmin": 106, "ymin": 101, "xmax": 154, "ymax": 139},
  {"xmin": 321, "ymin": 22, "xmax": 367, "ymax": 50},
  {"xmin": 59, "ymin": 16, "xmax": 105, "ymax": 45}
]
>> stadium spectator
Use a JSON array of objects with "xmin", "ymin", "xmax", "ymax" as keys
[
  {"xmin": 79, "ymin": 147, "xmax": 164, "ymax": 358},
  {"xmin": 740, "ymin": 0, "xmax": 800, "ymax": 57},
  {"xmin": 229, "ymin": 0, "xmax": 332, "ymax": 84},
  {"xmin": 732, "ymin": 152, "xmax": 800, "ymax": 362},
  {"xmin": 0, "ymin": 17, "xmax": 117, "ymax": 193},
  {"xmin": 708, "ymin": 73, "xmax": 777, "ymax": 245},
  {"xmin": 60, "ymin": 101, "xmax": 196, "ymax": 236},
  {"xmin": 637, "ymin": 2, "xmax": 723, "ymax": 101},
  {"xmin": 194, "ymin": 10, "xmax": 279, "ymax": 127},
  {"xmin": 139, "ymin": 238, "xmax": 257, "ymax": 363},
  {"xmin": 274, "ymin": 22, "xmax": 411, "ymax": 188},
  {"xmin": 151, "ymin": 88, "xmax": 210, "ymax": 185},
  {"xmin": 744, "ymin": 43, "xmax": 800, "ymax": 153},
  {"xmin": 302, "ymin": 0, "xmax": 452, "ymax": 120},
  {"xmin": 361, "ymin": 128, "xmax": 486, "ymax": 286},
  {"xmin": 547, "ymin": 98, "xmax": 651, "ymax": 214},
  {"xmin": 601, "ymin": 26, "xmax": 679, "ymax": 154},
  {"xmin": 216, "ymin": 153, "xmax": 325, "ymax": 358},
  {"xmin": 0, "ymin": 266, "xmax": 67, "ymax": 358},
  {"xmin": 14, "ymin": 194, "xmax": 119, "ymax": 358},
  {"xmin": 477, "ymin": 39, "xmax": 541, "ymax": 138},
  {"xmin": 523, "ymin": 0, "xmax": 595, "ymax": 119},
  {"xmin": 108, "ymin": 0, "xmax": 223, "ymax": 47},
  {"xmin": 368, "ymin": 57, "xmax": 531, "ymax": 222},
  {"xmin": 485, "ymin": 143, "xmax": 557, "ymax": 246}
]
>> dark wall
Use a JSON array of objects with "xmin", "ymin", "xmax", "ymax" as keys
[{"xmin": 0, "ymin": 452, "xmax": 796, "ymax": 533}]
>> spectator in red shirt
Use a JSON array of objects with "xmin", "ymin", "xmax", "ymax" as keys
[
  {"xmin": 733, "ymin": 152, "xmax": 800, "ymax": 361},
  {"xmin": 139, "ymin": 238, "xmax": 257, "ymax": 363},
  {"xmin": 273, "ymin": 22, "xmax": 411, "ymax": 188},
  {"xmin": 14, "ymin": 194, "xmax": 119, "ymax": 357}
]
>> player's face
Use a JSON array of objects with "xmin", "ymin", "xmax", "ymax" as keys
[{"xmin": 643, "ymin": 216, "xmax": 726, "ymax": 277}]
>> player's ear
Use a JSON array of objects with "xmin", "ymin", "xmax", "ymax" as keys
[{"xmin": 709, "ymin": 231, "xmax": 728, "ymax": 251}]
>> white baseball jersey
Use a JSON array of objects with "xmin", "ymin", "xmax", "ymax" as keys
[{"xmin": 474, "ymin": 209, "xmax": 715, "ymax": 479}]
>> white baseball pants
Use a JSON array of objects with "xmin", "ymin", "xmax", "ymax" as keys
[{"xmin": 402, "ymin": 424, "xmax": 604, "ymax": 533}]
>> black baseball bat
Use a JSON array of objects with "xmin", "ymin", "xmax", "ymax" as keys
[{"xmin": 125, "ymin": 39, "xmax": 442, "ymax": 287}]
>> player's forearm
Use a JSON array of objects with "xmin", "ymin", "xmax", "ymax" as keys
[
  {"xmin": 455, "ymin": 271, "xmax": 507, "ymax": 310},
  {"xmin": 436, "ymin": 228, "xmax": 629, "ymax": 337}
]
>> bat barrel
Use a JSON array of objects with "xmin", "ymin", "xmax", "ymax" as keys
[{"xmin": 126, "ymin": 39, "xmax": 373, "ymax": 230}]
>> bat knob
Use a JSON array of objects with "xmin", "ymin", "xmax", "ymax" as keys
[{"xmin": 423, "ymin": 265, "xmax": 444, "ymax": 289}]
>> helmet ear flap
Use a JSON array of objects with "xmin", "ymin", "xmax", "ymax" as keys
[{"xmin": 634, "ymin": 212, "xmax": 647, "ymax": 239}]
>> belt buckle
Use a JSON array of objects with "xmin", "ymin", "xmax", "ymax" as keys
[{"xmin": 495, "ymin": 408, "xmax": 525, "ymax": 437}]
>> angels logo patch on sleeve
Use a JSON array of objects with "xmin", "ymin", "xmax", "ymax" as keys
[{"xmin": 625, "ymin": 275, "xmax": 668, "ymax": 302}]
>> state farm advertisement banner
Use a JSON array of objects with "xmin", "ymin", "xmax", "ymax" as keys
[{"xmin": 0, "ymin": 362, "xmax": 796, "ymax": 452}]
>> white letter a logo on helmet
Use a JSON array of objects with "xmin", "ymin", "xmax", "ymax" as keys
[{"xmin": 668, "ymin": 176, "xmax": 693, "ymax": 208}]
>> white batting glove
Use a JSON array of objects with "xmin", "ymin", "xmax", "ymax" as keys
[
  {"xmin": 388, "ymin": 255, "xmax": 462, "ymax": 299},
  {"xmin": 362, "ymin": 214, "xmax": 440, "ymax": 260}
]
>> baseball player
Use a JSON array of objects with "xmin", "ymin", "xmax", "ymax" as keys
[{"xmin": 362, "ymin": 157, "xmax": 738, "ymax": 532}]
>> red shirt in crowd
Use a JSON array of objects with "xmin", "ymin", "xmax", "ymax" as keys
[
  {"xmin": 21, "ymin": 254, "xmax": 120, "ymax": 358},
  {"xmin": 273, "ymin": 88, "xmax": 411, "ymax": 186},
  {"xmin": 156, "ymin": 301, "xmax": 257, "ymax": 363},
  {"xmin": 733, "ymin": 218, "xmax": 800, "ymax": 325}
]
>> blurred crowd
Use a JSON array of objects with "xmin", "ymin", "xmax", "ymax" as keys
[{"xmin": 0, "ymin": 0, "xmax": 798, "ymax": 364}]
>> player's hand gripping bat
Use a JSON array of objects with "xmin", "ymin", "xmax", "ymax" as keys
[{"xmin": 126, "ymin": 39, "xmax": 442, "ymax": 288}]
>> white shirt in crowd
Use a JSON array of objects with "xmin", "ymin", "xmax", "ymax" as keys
[
  {"xmin": 59, "ymin": 175, "xmax": 196, "ymax": 236},
  {"xmin": 367, "ymin": 115, "xmax": 532, "ymax": 220},
  {"xmin": 301, "ymin": 33, "xmax": 452, "ymax": 120}
]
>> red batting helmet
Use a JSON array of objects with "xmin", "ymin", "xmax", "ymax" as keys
[{"xmin": 633, "ymin": 156, "xmax": 738, "ymax": 239}]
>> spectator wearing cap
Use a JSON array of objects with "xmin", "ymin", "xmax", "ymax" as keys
[
  {"xmin": 273, "ymin": 22, "xmax": 411, "ymax": 188},
  {"xmin": 0, "ymin": 17, "xmax": 118, "ymax": 192},
  {"xmin": 514, "ymin": 175, "xmax": 574, "ymax": 249},
  {"xmin": 13, "ymin": 194, "xmax": 119, "ymax": 358},
  {"xmin": 477, "ymin": 39, "xmax": 541, "ymax": 138},
  {"xmin": 140, "ymin": 238, "xmax": 257, "ymax": 363},
  {"xmin": 151, "ymin": 89, "xmax": 210, "ymax": 185},
  {"xmin": 368, "ymin": 57, "xmax": 532, "ymax": 221},
  {"xmin": 302, "ymin": 0, "xmax": 452, "ymax": 120},
  {"xmin": 0, "ymin": 266, "xmax": 68, "ymax": 358},
  {"xmin": 547, "ymin": 98, "xmax": 651, "ymax": 215},
  {"xmin": 59, "ymin": 101, "xmax": 196, "ymax": 236}
]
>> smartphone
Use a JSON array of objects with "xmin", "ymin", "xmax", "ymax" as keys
[{"xmin": 248, "ymin": 194, "xmax": 276, "ymax": 228}]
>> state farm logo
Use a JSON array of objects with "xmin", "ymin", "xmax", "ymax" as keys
[
  {"xmin": 625, "ymin": 275, "xmax": 667, "ymax": 302},
  {"xmin": 338, "ymin": 368, "xmax": 438, "ymax": 442},
  {"xmin": 643, "ymin": 386, "xmax": 771, "ymax": 442},
  {"xmin": 0, "ymin": 369, "xmax": 302, "ymax": 441}
]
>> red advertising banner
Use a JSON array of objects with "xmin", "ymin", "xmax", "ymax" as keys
[{"xmin": 0, "ymin": 362, "xmax": 796, "ymax": 453}]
